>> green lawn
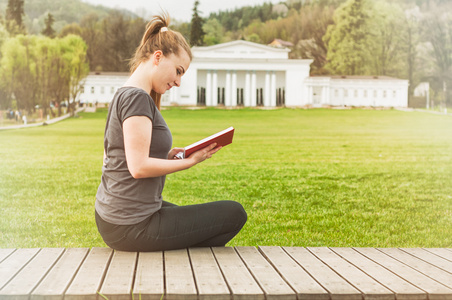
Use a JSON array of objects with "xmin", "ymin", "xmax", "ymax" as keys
[{"xmin": 1, "ymin": 107, "xmax": 451, "ymax": 248}]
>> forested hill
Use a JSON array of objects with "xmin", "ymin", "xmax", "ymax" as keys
[{"xmin": 0, "ymin": 0, "xmax": 133, "ymax": 34}]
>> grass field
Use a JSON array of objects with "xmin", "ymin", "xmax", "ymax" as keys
[{"xmin": 0, "ymin": 107, "xmax": 451, "ymax": 248}]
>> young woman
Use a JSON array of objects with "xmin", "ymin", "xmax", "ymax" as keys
[{"xmin": 94, "ymin": 14, "xmax": 247, "ymax": 252}]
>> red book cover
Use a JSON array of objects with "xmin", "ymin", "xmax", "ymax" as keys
[{"xmin": 176, "ymin": 127, "xmax": 235, "ymax": 159}]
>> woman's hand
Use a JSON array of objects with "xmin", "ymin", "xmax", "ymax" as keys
[
  {"xmin": 168, "ymin": 147, "xmax": 185, "ymax": 159},
  {"xmin": 188, "ymin": 143, "xmax": 222, "ymax": 164}
]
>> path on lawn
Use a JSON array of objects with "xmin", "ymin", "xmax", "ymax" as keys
[{"xmin": 0, "ymin": 107, "xmax": 86, "ymax": 131}]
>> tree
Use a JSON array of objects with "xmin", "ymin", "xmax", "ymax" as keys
[
  {"xmin": 422, "ymin": 12, "xmax": 452, "ymax": 108},
  {"xmin": 202, "ymin": 18, "xmax": 224, "ymax": 46},
  {"xmin": 41, "ymin": 13, "xmax": 56, "ymax": 38},
  {"xmin": 5, "ymin": 0, "xmax": 25, "ymax": 35},
  {"xmin": 324, "ymin": 0, "xmax": 371, "ymax": 75},
  {"xmin": 61, "ymin": 35, "xmax": 89, "ymax": 115},
  {"xmin": 400, "ymin": 7, "xmax": 423, "ymax": 97},
  {"xmin": 190, "ymin": 0, "xmax": 205, "ymax": 46},
  {"xmin": 0, "ymin": 36, "xmax": 39, "ymax": 113},
  {"xmin": 366, "ymin": 1, "xmax": 406, "ymax": 77},
  {"xmin": 58, "ymin": 23, "xmax": 83, "ymax": 38},
  {"xmin": 80, "ymin": 13, "xmax": 103, "ymax": 71},
  {"xmin": 294, "ymin": 4, "xmax": 335, "ymax": 74},
  {"xmin": 0, "ymin": 35, "xmax": 89, "ymax": 116},
  {"xmin": 0, "ymin": 23, "xmax": 12, "ymax": 109}
]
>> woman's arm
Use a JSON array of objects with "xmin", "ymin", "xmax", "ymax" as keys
[{"xmin": 123, "ymin": 116, "xmax": 221, "ymax": 179}]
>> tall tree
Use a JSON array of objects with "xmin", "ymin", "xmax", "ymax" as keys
[
  {"xmin": 203, "ymin": 18, "xmax": 224, "ymax": 46},
  {"xmin": 5, "ymin": 0, "xmax": 25, "ymax": 35},
  {"xmin": 61, "ymin": 35, "xmax": 89, "ymax": 115},
  {"xmin": 0, "ymin": 35, "xmax": 89, "ymax": 115},
  {"xmin": 400, "ymin": 7, "xmax": 422, "ymax": 97},
  {"xmin": 41, "ymin": 13, "xmax": 56, "ymax": 38},
  {"xmin": 324, "ymin": 0, "xmax": 371, "ymax": 75},
  {"xmin": 422, "ymin": 12, "xmax": 452, "ymax": 107},
  {"xmin": 293, "ymin": 4, "xmax": 335, "ymax": 74},
  {"xmin": 80, "ymin": 13, "xmax": 102, "ymax": 71},
  {"xmin": 366, "ymin": 1, "xmax": 406, "ymax": 77},
  {"xmin": 190, "ymin": 0, "xmax": 205, "ymax": 46}
]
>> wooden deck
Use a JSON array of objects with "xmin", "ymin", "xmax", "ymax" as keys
[{"xmin": 1, "ymin": 247, "xmax": 452, "ymax": 300}]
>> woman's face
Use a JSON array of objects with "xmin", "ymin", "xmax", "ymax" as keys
[{"xmin": 152, "ymin": 50, "xmax": 191, "ymax": 94}]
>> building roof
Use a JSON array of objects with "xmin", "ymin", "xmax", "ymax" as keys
[
  {"xmin": 89, "ymin": 71, "xmax": 129, "ymax": 76},
  {"xmin": 329, "ymin": 75, "xmax": 404, "ymax": 81},
  {"xmin": 269, "ymin": 39, "xmax": 294, "ymax": 48},
  {"xmin": 192, "ymin": 40, "xmax": 290, "ymax": 60}
]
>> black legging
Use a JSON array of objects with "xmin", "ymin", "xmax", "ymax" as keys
[{"xmin": 95, "ymin": 200, "xmax": 247, "ymax": 252}]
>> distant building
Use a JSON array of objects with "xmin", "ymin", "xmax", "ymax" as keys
[
  {"xmin": 304, "ymin": 76, "xmax": 409, "ymax": 108},
  {"xmin": 174, "ymin": 40, "xmax": 311, "ymax": 107},
  {"xmin": 78, "ymin": 40, "xmax": 409, "ymax": 108},
  {"xmin": 78, "ymin": 72, "xmax": 128, "ymax": 104}
]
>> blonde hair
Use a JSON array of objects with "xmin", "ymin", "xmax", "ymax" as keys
[{"xmin": 130, "ymin": 13, "xmax": 193, "ymax": 110}]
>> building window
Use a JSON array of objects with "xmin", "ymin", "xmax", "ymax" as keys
[
  {"xmin": 91, "ymin": 87, "xmax": 95, "ymax": 94},
  {"xmin": 373, "ymin": 90, "xmax": 377, "ymax": 97},
  {"xmin": 81, "ymin": 86, "xmax": 85, "ymax": 94},
  {"xmin": 393, "ymin": 90, "xmax": 397, "ymax": 98},
  {"xmin": 335, "ymin": 89, "xmax": 339, "ymax": 97},
  {"xmin": 344, "ymin": 89, "xmax": 348, "ymax": 97},
  {"xmin": 383, "ymin": 90, "xmax": 387, "ymax": 98},
  {"xmin": 364, "ymin": 90, "xmax": 367, "ymax": 98},
  {"xmin": 354, "ymin": 90, "xmax": 358, "ymax": 98},
  {"xmin": 101, "ymin": 87, "xmax": 105, "ymax": 94},
  {"xmin": 111, "ymin": 87, "xmax": 115, "ymax": 94}
]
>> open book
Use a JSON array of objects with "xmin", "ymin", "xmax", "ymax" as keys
[{"xmin": 175, "ymin": 127, "xmax": 235, "ymax": 159}]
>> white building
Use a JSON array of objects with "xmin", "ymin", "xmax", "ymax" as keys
[
  {"xmin": 171, "ymin": 40, "xmax": 312, "ymax": 107},
  {"xmin": 79, "ymin": 72, "xmax": 129, "ymax": 104},
  {"xmin": 78, "ymin": 40, "xmax": 409, "ymax": 108},
  {"xmin": 304, "ymin": 76, "xmax": 409, "ymax": 108}
]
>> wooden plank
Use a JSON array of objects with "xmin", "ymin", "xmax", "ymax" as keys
[
  {"xmin": 31, "ymin": 248, "xmax": 89, "ymax": 300},
  {"xmin": 188, "ymin": 247, "xmax": 230, "ymax": 300},
  {"xmin": 331, "ymin": 247, "xmax": 426, "ymax": 300},
  {"xmin": 308, "ymin": 247, "xmax": 394, "ymax": 300},
  {"xmin": 164, "ymin": 248, "xmax": 197, "ymax": 300},
  {"xmin": 64, "ymin": 247, "xmax": 113, "ymax": 300},
  {"xmin": 133, "ymin": 251, "xmax": 164, "ymax": 300},
  {"xmin": 284, "ymin": 247, "xmax": 362, "ymax": 300},
  {"xmin": 424, "ymin": 248, "xmax": 452, "ymax": 262},
  {"xmin": 0, "ymin": 248, "xmax": 40, "ymax": 290},
  {"xmin": 401, "ymin": 248, "xmax": 452, "ymax": 274},
  {"xmin": 236, "ymin": 246, "xmax": 296, "ymax": 300},
  {"xmin": 259, "ymin": 246, "xmax": 329, "ymax": 300},
  {"xmin": 212, "ymin": 246, "xmax": 264, "ymax": 300},
  {"xmin": 355, "ymin": 248, "xmax": 452, "ymax": 300},
  {"xmin": 99, "ymin": 250, "xmax": 137, "ymax": 300},
  {"xmin": 379, "ymin": 248, "xmax": 452, "ymax": 290},
  {"xmin": 0, "ymin": 249, "xmax": 15, "ymax": 263},
  {"xmin": 0, "ymin": 248, "xmax": 65, "ymax": 300}
]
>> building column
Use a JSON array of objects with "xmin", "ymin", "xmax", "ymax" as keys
[
  {"xmin": 206, "ymin": 71, "xmax": 212, "ymax": 106},
  {"xmin": 212, "ymin": 71, "xmax": 218, "ymax": 106},
  {"xmin": 245, "ymin": 71, "xmax": 251, "ymax": 107},
  {"xmin": 225, "ymin": 71, "xmax": 231, "ymax": 106},
  {"xmin": 322, "ymin": 86, "xmax": 328, "ymax": 105},
  {"xmin": 264, "ymin": 71, "xmax": 271, "ymax": 107},
  {"xmin": 231, "ymin": 71, "xmax": 237, "ymax": 107},
  {"xmin": 271, "ymin": 71, "xmax": 276, "ymax": 107},
  {"xmin": 251, "ymin": 71, "xmax": 257, "ymax": 106}
]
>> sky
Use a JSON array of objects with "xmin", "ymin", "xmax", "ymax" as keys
[{"xmin": 81, "ymin": 0, "xmax": 282, "ymax": 22}]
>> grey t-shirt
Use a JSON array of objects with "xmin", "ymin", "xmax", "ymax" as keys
[{"xmin": 95, "ymin": 87, "xmax": 172, "ymax": 225}]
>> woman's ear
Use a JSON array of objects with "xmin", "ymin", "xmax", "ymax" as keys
[{"xmin": 153, "ymin": 50, "xmax": 163, "ymax": 66}]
